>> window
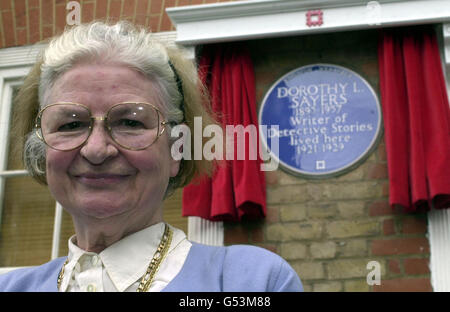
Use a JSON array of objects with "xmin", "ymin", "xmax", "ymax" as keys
[{"xmin": 0, "ymin": 63, "xmax": 75, "ymax": 273}]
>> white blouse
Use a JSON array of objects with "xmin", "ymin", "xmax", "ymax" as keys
[{"xmin": 59, "ymin": 222, "xmax": 192, "ymax": 292}]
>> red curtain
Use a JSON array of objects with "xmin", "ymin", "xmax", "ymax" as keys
[
  {"xmin": 378, "ymin": 26, "xmax": 450, "ymax": 212},
  {"xmin": 182, "ymin": 44, "xmax": 267, "ymax": 221}
]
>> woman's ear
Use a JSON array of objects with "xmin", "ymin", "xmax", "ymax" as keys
[{"xmin": 170, "ymin": 157, "xmax": 181, "ymax": 178}]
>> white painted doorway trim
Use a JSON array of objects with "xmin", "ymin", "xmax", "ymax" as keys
[
  {"xmin": 428, "ymin": 23, "xmax": 450, "ymax": 292},
  {"xmin": 167, "ymin": 0, "xmax": 450, "ymax": 45}
]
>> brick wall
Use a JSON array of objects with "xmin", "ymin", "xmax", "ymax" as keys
[
  {"xmin": 223, "ymin": 30, "xmax": 432, "ymax": 292},
  {"xmin": 0, "ymin": 0, "xmax": 240, "ymax": 49}
]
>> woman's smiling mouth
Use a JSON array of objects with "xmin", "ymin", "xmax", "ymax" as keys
[{"xmin": 74, "ymin": 173, "xmax": 132, "ymax": 186}]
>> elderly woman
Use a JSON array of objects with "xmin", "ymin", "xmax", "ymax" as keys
[{"xmin": 0, "ymin": 21, "xmax": 302, "ymax": 292}]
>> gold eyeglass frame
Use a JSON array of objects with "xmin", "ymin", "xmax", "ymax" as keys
[{"xmin": 35, "ymin": 101, "xmax": 168, "ymax": 151}]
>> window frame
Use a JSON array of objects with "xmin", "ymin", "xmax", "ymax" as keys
[
  {"xmin": 0, "ymin": 75, "xmax": 66, "ymax": 274},
  {"xmin": 0, "ymin": 46, "xmax": 61, "ymax": 274}
]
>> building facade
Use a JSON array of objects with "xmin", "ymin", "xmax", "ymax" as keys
[{"xmin": 0, "ymin": 0, "xmax": 449, "ymax": 292}]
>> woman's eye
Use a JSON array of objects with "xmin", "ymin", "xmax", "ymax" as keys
[
  {"xmin": 119, "ymin": 119, "xmax": 145, "ymax": 128},
  {"xmin": 57, "ymin": 121, "xmax": 85, "ymax": 132}
]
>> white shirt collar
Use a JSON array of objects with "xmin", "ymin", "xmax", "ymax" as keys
[
  {"xmin": 64, "ymin": 222, "xmax": 189, "ymax": 292},
  {"xmin": 100, "ymin": 222, "xmax": 166, "ymax": 291}
]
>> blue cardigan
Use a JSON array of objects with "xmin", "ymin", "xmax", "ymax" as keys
[{"xmin": 0, "ymin": 242, "xmax": 303, "ymax": 292}]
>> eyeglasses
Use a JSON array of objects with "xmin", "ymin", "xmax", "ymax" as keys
[{"xmin": 35, "ymin": 102, "xmax": 168, "ymax": 151}]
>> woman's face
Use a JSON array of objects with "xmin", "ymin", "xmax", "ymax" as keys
[{"xmin": 45, "ymin": 64, "xmax": 179, "ymax": 224}]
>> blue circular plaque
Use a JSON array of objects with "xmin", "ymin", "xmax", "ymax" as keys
[{"xmin": 259, "ymin": 64, "xmax": 382, "ymax": 178}]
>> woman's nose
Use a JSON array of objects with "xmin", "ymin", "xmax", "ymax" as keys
[{"xmin": 79, "ymin": 121, "xmax": 118, "ymax": 164}]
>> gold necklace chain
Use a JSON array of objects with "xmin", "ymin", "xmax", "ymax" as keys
[
  {"xmin": 137, "ymin": 223, "xmax": 173, "ymax": 292},
  {"xmin": 57, "ymin": 223, "xmax": 173, "ymax": 292}
]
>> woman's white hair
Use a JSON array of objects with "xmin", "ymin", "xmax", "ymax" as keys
[{"xmin": 38, "ymin": 21, "xmax": 184, "ymax": 120}]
